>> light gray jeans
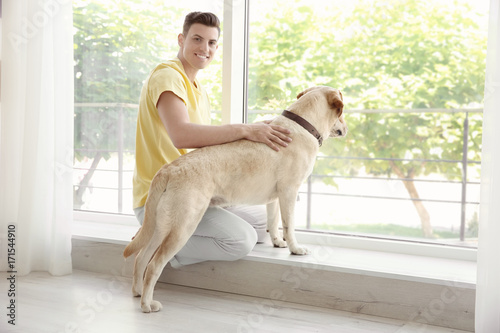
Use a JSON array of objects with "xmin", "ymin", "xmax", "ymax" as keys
[{"xmin": 133, "ymin": 205, "xmax": 267, "ymax": 267}]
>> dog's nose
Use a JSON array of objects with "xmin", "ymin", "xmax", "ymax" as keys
[{"xmin": 336, "ymin": 130, "xmax": 342, "ymax": 136}]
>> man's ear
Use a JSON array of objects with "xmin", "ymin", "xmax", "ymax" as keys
[{"xmin": 178, "ymin": 33, "xmax": 184, "ymax": 48}]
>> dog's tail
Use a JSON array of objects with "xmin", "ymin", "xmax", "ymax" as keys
[{"xmin": 123, "ymin": 169, "xmax": 169, "ymax": 258}]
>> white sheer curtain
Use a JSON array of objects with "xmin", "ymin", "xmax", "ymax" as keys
[
  {"xmin": 476, "ymin": 0, "xmax": 500, "ymax": 331},
  {"xmin": 0, "ymin": 0, "xmax": 73, "ymax": 275}
]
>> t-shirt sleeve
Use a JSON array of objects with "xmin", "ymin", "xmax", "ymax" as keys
[{"xmin": 148, "ymin": 67, "xmax": 188, "ymax": 107}]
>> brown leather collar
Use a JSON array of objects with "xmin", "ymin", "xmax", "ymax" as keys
[{"xmin": 282, "ymin": 110, "xmax": 323, "ymax": 146}]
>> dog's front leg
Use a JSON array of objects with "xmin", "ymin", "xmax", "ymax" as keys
[
  {"xmin": 279, "ymin": 191, "xmax": 310, "ymax": 255},
  {"xmin": 267, "ymin": 200, "xmax": 286, "ymax": 248}
]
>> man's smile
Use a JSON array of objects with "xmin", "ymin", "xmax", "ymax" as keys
[{"xmin": 195, "ymin": 53, "xmax": 209, "ymax": 59}]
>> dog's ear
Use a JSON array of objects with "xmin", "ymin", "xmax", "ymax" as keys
[
  {"xmin": 297, "ymin": 87, "xmax": 315, "ymax": 99},
  {"xmin": 328, "ymin": 90, "xmax": 344, "ymax": 115}
]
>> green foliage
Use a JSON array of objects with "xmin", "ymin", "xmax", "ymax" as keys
[
  {"xmin": 247, "ymin": 0, "xmax": 486, "ymax": 236},
  {"xmin": 248, "ymin": 4, "xmax": 317, "ymax": 110},
  {"xmin": 249, "ymin": 0, "xmax": 486, "ymax": 182},
  {"xmin": 73, "ymin": 0, "xmax": 183, "ymax": 104},
  {"xmin": 316, "ymin": 0, "xmax": 485, "ymax": 184}
]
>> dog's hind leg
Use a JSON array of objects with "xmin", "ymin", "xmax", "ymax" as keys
[
  {"xmin": 266, "ymin": 200, "xmax": 286, "ymax": 248},
  {"xmin": 140, "ymin": 200, "xmax": 208, "ymax": 313},
  {"xmin": 131, "ymin": 230, "xmax": 166, "ymax": 297}
]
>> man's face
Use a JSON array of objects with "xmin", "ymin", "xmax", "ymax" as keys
[{"xmin": 178, "ymin": 23, "xmax": 219, "ymax": 72}]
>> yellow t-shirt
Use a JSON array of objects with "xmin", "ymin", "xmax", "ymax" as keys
[{"xmin": 133, "ymin": 58, "xmax": 211, "ymax": 208}]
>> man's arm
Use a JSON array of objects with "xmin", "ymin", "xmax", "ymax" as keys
[{"xmin": 157, "ymin": 91, "xmax": 292, "ymax": 151}]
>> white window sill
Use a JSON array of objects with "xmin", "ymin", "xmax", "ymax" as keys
[{"xmin": 72, "ymin": 217, "xmax": 476, "ymax": 289}]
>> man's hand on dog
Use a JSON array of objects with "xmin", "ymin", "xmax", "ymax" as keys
[{"xmin": 245, "ymin": 121, "xmax": 292, "ymax": 152}]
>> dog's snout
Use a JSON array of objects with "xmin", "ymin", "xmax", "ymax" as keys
[{"xmin": 336, "ymin": 130, "xmax": 342, "ymax": 136}]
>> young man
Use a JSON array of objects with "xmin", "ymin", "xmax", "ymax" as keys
[{"xmin": 133, "ymin": 12, "xmax": 291, "ymax": 267}]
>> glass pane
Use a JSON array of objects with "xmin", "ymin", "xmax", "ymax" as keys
[
  {"xmin": 248, "ymin": 0, "xmax": 488, "ymax": 246},
  {"xmin": 73, "ymin": 0, "xmax": 223, "ymax": 214}
]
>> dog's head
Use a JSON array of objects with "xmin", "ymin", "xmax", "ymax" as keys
[{"xmin": 296, "ymin": 86, "xmax": 347, "ymax": 139}]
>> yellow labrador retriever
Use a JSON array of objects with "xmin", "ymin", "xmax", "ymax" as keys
[{"xmin": 123, "ymin": 86, "xmax": 347, "ymax": 313}]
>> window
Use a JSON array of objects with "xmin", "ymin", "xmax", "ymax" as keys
[
  {"xmin": 248, "ymin": 0, "xmax": 488, "ymax": 246},
  {"xmin": 73, "ymin": 0, "xmax": 488, "ymax": 249}
]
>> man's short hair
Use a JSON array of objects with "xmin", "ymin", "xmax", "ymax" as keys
[{"xmin": 183, "ymin": 12, "xmax": 221, "ymax": 38}]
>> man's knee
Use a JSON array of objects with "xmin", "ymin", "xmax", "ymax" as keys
[
  {"xmin": 226, "ymin": 205, "xmax": 267, "ymax": 242},
  {"xmin": 227, "ymin": 225, "xmax": 258, "ymax": 260}
]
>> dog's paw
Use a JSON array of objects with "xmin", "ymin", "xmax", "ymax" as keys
[
  {"xmin": 290, "ymin": 245, "xmax": 310, "ymax": 255},
  {"xmin": 141, "ymin": 300, "xmax": 162, "ymax": 313},
  {"xmin": 150, "ymin": 300, "xmax": 163, "ymax": 312},
  {"xmin": 272, "ymin": 238, "xmax": 287, "ymax": 248}
]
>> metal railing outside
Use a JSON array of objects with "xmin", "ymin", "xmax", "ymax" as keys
[
  {"xmin": 74, "ymin": 103, "xmax": 137, "ymax": 213},
  {"xmin": 73, "ymin": 104, "xmax": 482, "ymax": 242}
]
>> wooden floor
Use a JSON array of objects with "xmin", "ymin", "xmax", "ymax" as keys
[{"xmin": 1, "ymin": 270, "xmax": 470, "ymax": 333}]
